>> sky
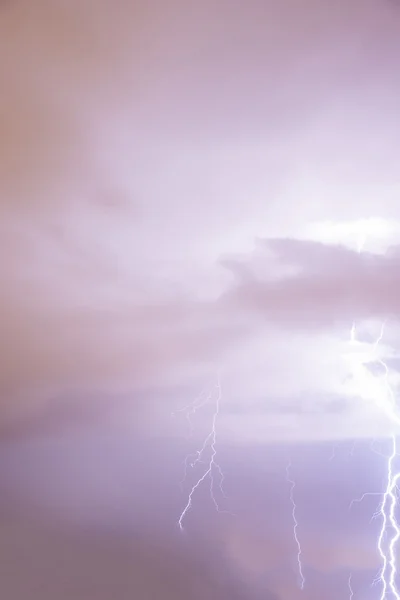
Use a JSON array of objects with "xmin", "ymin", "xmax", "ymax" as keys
[{"xmin": 1, "ymin": 0, "xmax": 400, "ymax": 598}]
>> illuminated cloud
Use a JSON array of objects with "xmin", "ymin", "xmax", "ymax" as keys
[
  {"xmin": 3, "ymin": 2, "xmax": 400, "ymax": 599},
  {"xmin": 1, "ymin": 1, "xmax": 400, "ymax": 438},
  {"xmin": 222, "ymin": 238, "xmax": 400, "ymax": 328}
]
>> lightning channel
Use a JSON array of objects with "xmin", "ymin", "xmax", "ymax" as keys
[
  {"xmin": 172, "ymin": 389, "xmax": 214, "ymax": 490},
  {"xmin": 348, "ymin": 573, "xmax": 354, "ymax": 600},
  {"xmin": 345, "ymin": 230, "xmax": 400, "ymax": 599},
  {"xmin": 177, "ymin": 373, "xmax": 231, "ymax": 531},
  {"xmin": 349, "ymin": 320, "xmax": 400, "ymax": 598},
  {"xmin": 349, "ymin": 320, "xmax": 400, "ymax": 599},
  {"xmin": 286, "ymin": 460, "xmax": 305, "ymax": 590}
]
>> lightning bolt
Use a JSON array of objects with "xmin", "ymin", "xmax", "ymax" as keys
[
  {"xmin": 348, "ymin": 573, "xmax": 354, "ymax": 600},
  {"xmin": 286, "ymin": 460, "xmax": 305, "ymax": 590},
  {"xmin": 349, "ymin": 322, "xmax": 400, "ymax": 600},
  {"xmin": 177, "ymin": 373, "xmax": 232, "ymax": 531},
  {"xmin": 172, "ymin": 388, "xmax": 215, "ymax": 490},
  {"xmin": 348, "ymin": 233, "xmax": 400, "ymax": 599}
]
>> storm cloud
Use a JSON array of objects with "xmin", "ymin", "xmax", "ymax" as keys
[{"xmin": 1, "ymin": 0, "xmax": 400, "ymax": 598}]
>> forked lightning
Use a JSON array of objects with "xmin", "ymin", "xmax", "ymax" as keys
[{"xmin": 176, "ymin": 373, "xmax": 231, "ymax": 530}]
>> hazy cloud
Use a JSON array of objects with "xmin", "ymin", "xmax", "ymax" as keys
[{"xmin": 1, "ymin": 1, "xmax": 400, "ymax": 596}]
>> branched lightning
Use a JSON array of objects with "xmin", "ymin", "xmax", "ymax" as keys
[
  {"xmin": 171, "ymin": 224, "xmax": 400, "ymax": 599},
  {"xmin": 349, "ymin": 322, "xmax": 400, "ymax": 600},
  {"xmin": 286, "ymin": 460, "xmax": 305, "ymax": 590},
  {"xmin": 172, "ymin": 389, "xmax": 214, "ymax": 489},
  {"xmin": 176, "ymin": 373, "xmax": 232, "ymax": 531},
  {"xmin": 348, "ymin": 234, "xmax": 400, "ymax": 599}
]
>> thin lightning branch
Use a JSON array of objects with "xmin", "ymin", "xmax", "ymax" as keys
[
  {"xmin": 370, "ymin": 439, "xmax": 392, "ymax": 459},
  {"xmin": 172, "ymin": 390, "xmax": 214, "ymax": 490},
  {"xmin": 171, "ymin": 389, "xmax": 212, "ymax": 439},
  {"xmin": 286, "ymin": 460, "xmax": 305, "ymax": 590},
  {"xmin": 349, "ymin": 491, "xmax": 384, "ymax": 512},
  {"xmin": 177, "ymin": 374, "xmax": 232, "ymax": 531}
]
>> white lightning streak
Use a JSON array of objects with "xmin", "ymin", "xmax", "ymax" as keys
[
  {"xmin": 351, "ymin": 323, "xmax": 400, "ymax": 600},
  {"xmin": 172, "ymin": 389, "xmax": 214, "ymax": 490},
  {"xmin": 348, "ymin": 573, "xmax": 354, "ymax": 600},
  {"xmin": 286, "ymin": 460, "xmax": 305, "ymax": 590},
  {"xmin": 369, "ymin": 326, "xmax": 399, "ymax": 600},
  {"xmin": 177, "ymin": 374, "xmax": 231, "ymax": 531},
  {"xmin": 386, "ymin": 437, "xmax": 400, "ymax": 599},
  {"xmin": 349, "ymin": 321, "xmax": 400, "ymax": 599},
  {"xmin": 346, "ymin": 231, "xmax": 400, "ymax": 599}
]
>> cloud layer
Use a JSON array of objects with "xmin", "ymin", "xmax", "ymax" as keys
[{"xmin": 1, "ymin": 0, "xmax": 400, "ymax": 438}]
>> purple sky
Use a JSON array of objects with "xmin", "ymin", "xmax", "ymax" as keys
[{"xmin": 1, "ymin": 0, "xmax": 400, "ymax": 598}]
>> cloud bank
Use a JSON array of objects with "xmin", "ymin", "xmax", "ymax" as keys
[{"xmin": 0, "ymin": 0, "xmax": 400, "ymax": 444}]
